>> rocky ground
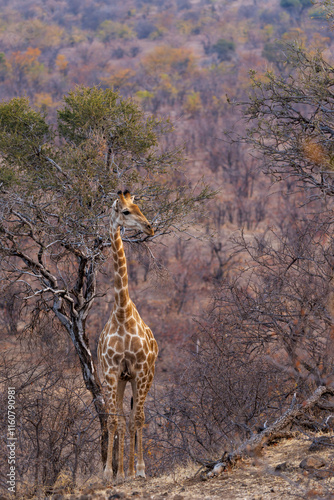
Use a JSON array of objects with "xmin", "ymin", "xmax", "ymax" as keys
[{"xmin": 49, "ymin": 433, "xmax": 334, "ymax": 500}]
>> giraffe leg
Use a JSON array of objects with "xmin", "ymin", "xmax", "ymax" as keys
[
  {"xmin": 104, "ymin": 379, "xmax": 118, "ymax": 483},
  {"xmin": 131, "ymin": 369, "xmax": 155, "ymax": 478},
  {"xmin": 115, "ymin": 379, "xmax": 127, "ymax": 484},
  {"xmin": 129, "ymin": 381, "xmax": 137, "ymax": 479}
]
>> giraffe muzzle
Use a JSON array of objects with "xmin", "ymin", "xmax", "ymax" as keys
[{"xmin": 144, "ymin": 224, "xmax": 154, "ymax": 236}]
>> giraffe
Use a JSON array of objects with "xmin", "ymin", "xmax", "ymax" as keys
[{"xmin": 98, "ymin": 190, "xmax": 158, "ymax": 484}]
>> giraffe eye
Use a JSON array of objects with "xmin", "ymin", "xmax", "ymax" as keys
[{"xmin": 122, "ymin": 210, "xmax": 130, "ymax": 215}]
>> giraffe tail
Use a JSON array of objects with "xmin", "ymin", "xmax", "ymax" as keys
[{"xmin": 130, "ymin": 396, "xmax": 138, "ymax": 448}]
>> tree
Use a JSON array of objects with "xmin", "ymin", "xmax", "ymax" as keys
[
  {"xmin": 212, "ymin": 39, "xmax": 236, "ymax": 62},
  {"xmin": 174, "ymin": 206, "xmax": 334, "ymax": 462},
  {"xmin": 0, "ymin": 86, "xmax": 212, "ymax": 467},
  {"xmin": 236, "ymin": 43, "xmax": 334, "ymax": 198},
  {"xmin": 179, "ymin": 11, "xmax": 334, "ymax": 462}
]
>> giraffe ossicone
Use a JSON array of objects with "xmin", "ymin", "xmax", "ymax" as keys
[{"xmin": 98, "ymin": 190, "xmax": 158, "ymax": 484}]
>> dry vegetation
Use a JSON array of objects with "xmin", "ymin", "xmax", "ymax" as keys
[
  {"xmin": 1, "ymin": 0, "xmax": 334, "ymax": 498},
  {"xmin": 34, "ymin": 433, "xmax": 334, "ymax": 499}
]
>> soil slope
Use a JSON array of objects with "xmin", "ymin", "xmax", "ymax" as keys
[{"xmin": 51, "ymin": 433, "xmax": 334, "ymax": 500}]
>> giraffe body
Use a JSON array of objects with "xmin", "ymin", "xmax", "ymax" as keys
[{"xmin": 98, "ymin": 191, "xmax": 158, "ymax": 483}]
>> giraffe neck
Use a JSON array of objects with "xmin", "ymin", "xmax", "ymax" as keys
[{"xmin": 110, "ymin": 224, "xmax": 130, "ymax": 312}]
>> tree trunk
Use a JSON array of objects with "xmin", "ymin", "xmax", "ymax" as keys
[
  {"xmin": 73, "ymin": 316, "xmax": 109, "ymax": 467},
  {"xmin": 53, "ymin": 301, "xmax": 108, "ymax": 466}
]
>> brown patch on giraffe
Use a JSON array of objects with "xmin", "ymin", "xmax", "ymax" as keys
[
  {"xmin": 117, "ymin": 325, "xmax": 125, "ymax": 335},
  {"xmin": 119, "ymin": 288, "xmax": 129, "ymax": 305},
  {"xmin": 124, "ymin": 333, "xmax": 131, "ymax": 350},
  {"xmin": 109, "ymin": 337, "xmax": 123, "ymax": 353},
  {"xmin": 125, "ymin": 317, "xmax": 137, "ymax": 334},
  {"xmin": 113, "ymin": 353, "xmax": 123, "ymax": 365},
  {"xmin": 114, "ymin": 236, "xmax": 122, "ymax": 251},
  {"xmin": 105, "ymin": 348, "xmax": 115, "ymax": 364},
  {"xmin": 118, "ymin": 265, "xmax": 127, "ymax": 278},
  {"xmin": 151, "ymin": 339, "xmax": 158, "ymax": 352},
  {"xmin": 143, "ymin": 343, "xmax": 149, "ymax": 355},
  {"xmin": 105, "ymin": 373, "xmax": 117, "ymax": 386},
  {"xmin": 110, "ymin": 241, "xmax": 117, "ymax": 252},
  {"xmin": 114, "ymin": 274, "xmax": 122, "ymax": 290},
  {"xmin": 130, "ymin": 336, "xmax": 142, "ymax": 353},
  {"xmin": 136, "ymin": 350, "xmax": 146, "ymax": 363},
  {"xmin": 117, "ymin": 255, "xmax": 126, "ymax": 267},
  {"xmin": 133, "ymin": 311, "xmax": 141, "ymax": 324},
  {"xmin": 124, "ymin": 351, "xmax": 136, "ymax": 364},
  {"xmin": 116, "ymin": 307, "xmax": 132, "ymax": 323},
  {"xmin": 145, "ymin": 326, "xmax": 153, "ymax": 337},
  {"xmin": 147, "ymin": 352, "xmax": 155, "ymax": 366},
  {"xmin": 101, "ymin": 356, "xmax": 108, "ymax": 373}
]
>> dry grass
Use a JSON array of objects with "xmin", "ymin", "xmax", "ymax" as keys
[{"xmin": 42, "ymin": 432, "xmax": 334, "ymax": 500}]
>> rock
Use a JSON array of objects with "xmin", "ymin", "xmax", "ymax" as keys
[
  {"xmin": 309, "ymin": 436, "xmax": 334, "ymax": 451},
  {"xmin": 212, "ymin": 462, "xmax": 225, "ymax": 475},
  {"xmin": 313, "ymin": 467, "xmax": 334, "ymax": 480},
  {"xmin": 275, "ymin": 462, "xmax": 287, "ymax": 471},
  {"xmin": 81, "ymin": 482, "xmax": 106, "ymax": 494},
  {"xmin": 299, "ymin": 456, "xmax": 327, "ymax": 470}
]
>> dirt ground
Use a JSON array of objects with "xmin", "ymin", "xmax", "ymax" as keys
[{"xmin": 52, "ymin": 433, "xmax": 334, "ymax": 500}]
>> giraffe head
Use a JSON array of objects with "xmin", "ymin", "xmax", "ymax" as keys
[{"xmin": 111, "ymin": 190, "xmax": 154, "ymax": 236}]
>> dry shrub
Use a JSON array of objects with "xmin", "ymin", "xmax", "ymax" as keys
[
  {"xmin": 149, "ymin": 213, "xmax": 334, "ymax": 467},
  {"xmin": 0, "ymin": 314, "xmax": 101, "ymax": 496}
]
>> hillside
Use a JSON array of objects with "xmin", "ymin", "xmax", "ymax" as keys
[
  {"xmin": 47, "ymin": 432, "xmax": 334, "ymax": 499},
  {"xmin": 1, "ymin": 0, "xmax": 334, "ymax": 496}
]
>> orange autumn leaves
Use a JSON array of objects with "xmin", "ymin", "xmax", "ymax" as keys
[{"xmin": 302, "ymin": 138, "xmax": 333, "ymax": 169}]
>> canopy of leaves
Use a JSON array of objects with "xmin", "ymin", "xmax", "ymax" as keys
[
  {"xmin": 0, "ymin": 87, "xmax": 212, "ymax": 263},
  {"xmin": 212, "ymin": 39, "xmax": 236, "ymax": 62}
]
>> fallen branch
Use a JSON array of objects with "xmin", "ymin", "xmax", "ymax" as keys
[{"xmin": 204, "ymin": 385, "xmax": 334, "ymax": 476}]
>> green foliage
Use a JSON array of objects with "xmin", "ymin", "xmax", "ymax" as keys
[
  {"xmin": 135, "ymin": 90, "xmax": 155, "ymax": 105},
  {"xmin": 310, "ymin": 8, "xmax": 328, "ymax": 19},
  {"xmin": 0, "ymin": 164, "xmax": 17, "ymax": 187},
  {"xmin": 0, "ymin": 87, "xmax": 212, "ymax": 246},
  {"xmin": 57, "ymin": 86, "xmax": 163, "ymax": 156},
  {"xmin": 183, "ymin": 91, "xmax": 202, "ymax": 116},
  {"xmin": 0, "ymin": 97, "xmax": 50, "ymax": 172},
  {"xmin": 262, "ymin": 42, "xmax": 286, "ymax": 65},
  {"xmin": 97, "ymin": 20, "xmax": 135, "ymax": 41},
  {"xmin": 0, "ymin": 52, "xmax": 6, "ymax": 81},
  {"xmin": 212, "ymin": 39, "xmax": 236, "ymax": 61},
  {"xmin": 280, "ymin": 0, "xmax": 313, "ymax": 10},
  {"xmin": 281, "ymin": 0, "xmax": 301, "ymax": 7}
]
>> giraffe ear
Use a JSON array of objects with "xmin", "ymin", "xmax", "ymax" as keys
[{"xmin": 112, "ymin": 199, "xmax": 119, "ymax": 212}]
